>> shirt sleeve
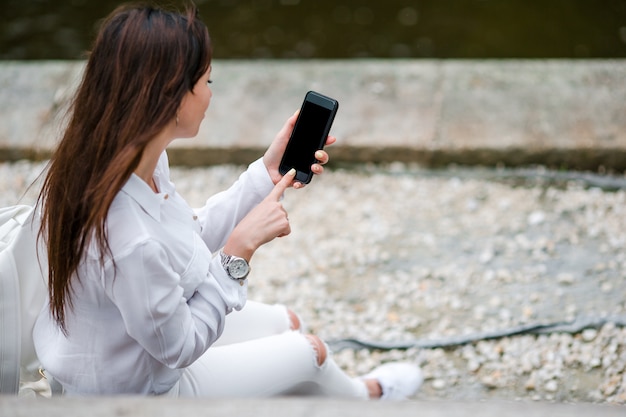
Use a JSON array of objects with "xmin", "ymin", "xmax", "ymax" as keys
[
  {"xmin": 103, "ymin": 238, "xmax": 247, "ymax": 369},
  {"xmin": 194, "ymin": 157, "xmax": 275, "ymax": 252}
]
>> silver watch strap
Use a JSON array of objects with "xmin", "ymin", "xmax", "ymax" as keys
[
  {"xmin": 219, "ymin": 250, "xmax": 249, "ymax": 282},
  {"xmin": 219, "ymin": 250, "xmax": 232, "ymax": 271}
]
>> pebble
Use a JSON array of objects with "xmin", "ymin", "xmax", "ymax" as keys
[
  {"xmin": 2, "ymin": 161, "xmax": 626, "ymax": 404},
  {"xmin": 582, "ymin": 329, "xmax": 598, "ymax": 342},
  {"xmin": 557, "ymin": 273, "xmax": 575, "ymax": 285},
  {"xmin": 545, "ymin": 380, "xmax": 559, "ymax": 393},
  {"xmin": 432, "ymin": 379, "xmax": 447, "ymax": 390}
]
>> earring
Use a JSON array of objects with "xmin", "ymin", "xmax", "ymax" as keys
[{"xmin": 176, "ymin": 114, "xmax": 179, "ymax": 126}]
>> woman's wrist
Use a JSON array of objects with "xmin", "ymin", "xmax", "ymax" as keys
[{"xmin": 223, "ymin": 234, "xmax": 255, "ymax": 263}]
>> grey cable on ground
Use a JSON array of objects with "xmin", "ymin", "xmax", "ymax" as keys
[{"xmin": 327, "ymin": 315, "xmax": 626, "ymax": 352}]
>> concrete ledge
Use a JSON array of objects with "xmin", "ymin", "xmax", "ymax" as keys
[
  {"xmin": 1, "ymin": 397, "xmax": 625, "ymax": 417},
  {"xmin": 1, "ymin": 59, "xmax": 625, "ymax": 170}
]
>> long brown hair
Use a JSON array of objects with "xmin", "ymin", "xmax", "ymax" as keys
[{"xmin": 37, "ymin": 2, "xmax": 212, "ymax": 333}]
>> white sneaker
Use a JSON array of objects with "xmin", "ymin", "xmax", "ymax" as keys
[{"xmin": 361, "ymin": 362, "xmax": 423, "ymax": 400}]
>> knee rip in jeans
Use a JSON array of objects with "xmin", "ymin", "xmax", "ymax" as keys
[
  {"xmin": 287, "ymin": 308, "xmax": 301, "ymax": 331},
  {"xmin": 304, "ymin": 334, "xmax": 328, "ymax": 368}
]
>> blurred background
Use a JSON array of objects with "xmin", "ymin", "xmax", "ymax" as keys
[{"xmin": 1, "ymin": 0, "xmax": 626, "ymax": 60}]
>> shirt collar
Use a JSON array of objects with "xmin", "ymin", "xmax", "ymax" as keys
[{"xmin": 120, "ymin": 173, "xmax": 165, "ymax": 222}]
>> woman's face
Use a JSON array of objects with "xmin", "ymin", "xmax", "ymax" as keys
[{"xmin": 176, "ymin": 66, "xmax": 212, "ymax": 138}]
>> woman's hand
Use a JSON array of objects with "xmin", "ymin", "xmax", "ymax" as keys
[
  {"xmin": 263, "ymin": 110, "xmax": 337, "ymax": 188},
  {"xmin": 223, "ymin": 169, "xmax": 296, "ymax": 262}
]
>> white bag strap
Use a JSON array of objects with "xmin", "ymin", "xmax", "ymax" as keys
[
  {"xmin": 0, "ymin": 206, "xmax": 32, "ymax": 394},
  {"xmin": 0, "ymin": 254, "xmax": 20, "ymax": 394}
]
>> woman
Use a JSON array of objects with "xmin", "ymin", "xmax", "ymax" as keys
[{"xmin": 33, "ymin": 3, "xmax": 422, "ymax": 399}]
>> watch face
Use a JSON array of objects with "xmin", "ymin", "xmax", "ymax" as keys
[{"xmin": 228, "ymin": 258, "xmax": 249, "ymax": 279}]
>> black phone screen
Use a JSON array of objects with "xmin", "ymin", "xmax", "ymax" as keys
[{"xmin": 282, "ymin": 100, "xmax": 332, "ymax": 175}]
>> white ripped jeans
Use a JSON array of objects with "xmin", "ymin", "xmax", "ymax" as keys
[{"xmin": 166, "ymin": 301, "xmax": 369, "ymax": 398}]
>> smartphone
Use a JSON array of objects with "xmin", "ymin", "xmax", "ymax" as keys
[{"xmin": 279, "ymin": 91, "xmax": 339, "ymax": 184}]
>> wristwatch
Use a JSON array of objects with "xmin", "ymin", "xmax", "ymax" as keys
[{"xmin": 220, "ymin": 251, "xmax": 250, "ymax": 282}]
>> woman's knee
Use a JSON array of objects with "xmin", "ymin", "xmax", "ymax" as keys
[
  {"xmin": 287, "ymin": 308, "xmax": 301, "ymax": 331},
  {"xmin": 304, "ymin": 334, "xmax": 328, "ymax": 367},
  {"xmin": 285, "ymin": 307, "xmax": 328, "ymax": 367}
]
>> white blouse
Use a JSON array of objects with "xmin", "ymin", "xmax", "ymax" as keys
[{"xmin": 33, "ymin": 152, "xmax": 275, "ymax": 395}]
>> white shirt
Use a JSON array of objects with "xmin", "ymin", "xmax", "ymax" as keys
[{"xmin": 33, "ymin": 152, "xmax": 275, "ymax": 395}]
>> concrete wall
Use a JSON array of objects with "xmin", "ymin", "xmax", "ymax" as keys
[
  {"xmin": 1, "ymin": 60, "xmax": 625, "ymax": 170},
  {"xmin": 2, "ymin": 396, "xmax": 626, "ymax": 417}
]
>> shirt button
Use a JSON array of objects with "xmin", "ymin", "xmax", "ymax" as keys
[
  {"xmin": 164, "ymin": 194, "xmax": 169, "ymax": 200},
  {"xmin": 193, "ymin": 215, "xmax": 198, "ymax": 220}
]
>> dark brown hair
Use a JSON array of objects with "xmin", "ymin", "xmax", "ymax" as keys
[{"xmin": 37, "ymin": 2, "xmax": 212, "ymax": 332}]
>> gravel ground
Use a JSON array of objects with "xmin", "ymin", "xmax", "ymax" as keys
[{"xmin": 2, "ymin": 160, "xmax": 626, "ymax": 404}]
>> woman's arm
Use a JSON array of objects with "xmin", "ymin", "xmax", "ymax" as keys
[
  {"xmin": 104, "ymin": 238, "xmax": 246, "ymax": 369},
  {"xmin": 194, "ymin": 158, "xmax": 276, "ymax": 252},
  {"xmin": 194, "ymin": 112, "xmax": 335, "ymax": 253}
]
